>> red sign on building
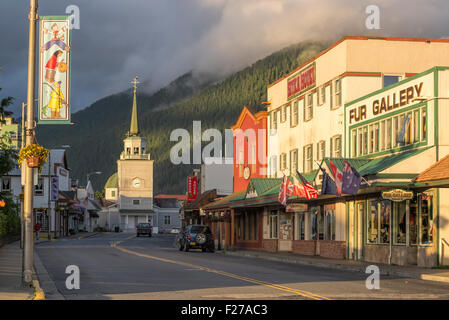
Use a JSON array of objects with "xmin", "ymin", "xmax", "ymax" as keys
[
  {"xmin": 287, "ymin": 63, "xmax": 316, "ymax": 99},
  {"xmin": 187, "ymin": 176, "xmax": 198, "ymax": 202}
]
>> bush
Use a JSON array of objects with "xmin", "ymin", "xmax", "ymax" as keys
[
  {"xmin": 93, "ymin": 226, "xmax": 107, "ymax": 232},
  {"xmin": 0, "ymin": 193, "xmax": 20, "ymax": 238}
]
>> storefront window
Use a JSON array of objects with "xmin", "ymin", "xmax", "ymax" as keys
[
  {"xmin": 394, "ymin": 202, "xmax": 407, "ymax": 244},
  {"xmin": 310, "ymin": 208, "xmax": 324, "ymax": 240},
  {"xmin": 367, "ymin": 201, "xmax": 379, "ymax": 243},
  {"xmin": 409, "ymin": 197, "xmax": 418, "ymax": 245},
  {"xmin": 325, "ymin": 205, "xmax": 336, "ymax": 240},
  {"xmin": 367, "ymin": 200, "xmax": 390, "ymax": 244},
  {"xmin": 420, "ymin": 193, "xmax": 434, "ymax": 245},
  {"xmin": 299, "ymin": 213, "xmax": 305, "ymax": 240},
  {"xmin": 379, "ymin": 201, "xmax": 390, "ymax": 244},
  {"xmin": 421, "ymin": 108, "xmax": 427, "ymax": 140},
  {"xmin": 269, "ymin": 211, "xmax": 278, "ymax": 239}
]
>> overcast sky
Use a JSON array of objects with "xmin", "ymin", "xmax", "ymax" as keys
[{"xmin": 1, "ymin": 0, "xmax": 448, "ymax": 116}]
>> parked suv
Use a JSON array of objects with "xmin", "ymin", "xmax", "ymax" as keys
[
  {"xmin": 177, "ymin": 225, "xmax": 214, "ymax": 252},
  {"xmin": 136, "ymin": 223, "xmax": 153, "ymax": 237}
]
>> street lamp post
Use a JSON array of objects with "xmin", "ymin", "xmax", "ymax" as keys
[
  {"xmin": 23, "ymin": 0, "xmax": 38, "ymax": 286},
  {"xmin": 86, "ymin": 171, "xmax": 102, "ymax": 188}
]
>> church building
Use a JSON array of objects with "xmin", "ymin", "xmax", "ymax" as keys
[{"xmin": 104, "ymin": 77, "xmax": 154, "ymax": 231}]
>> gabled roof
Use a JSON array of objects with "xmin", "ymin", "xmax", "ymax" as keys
[
  {"xmin": 415, "ymin": 153, "xmax": 449, "ymax": 183},
  {"xmin": 231, "ymin": 106, "xmax": 267, "ymax": 130},
  {"xmin": 248, "ymin": 178, "xmax": 282, "ymax": 196}
]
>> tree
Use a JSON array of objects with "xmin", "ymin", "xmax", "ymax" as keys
[
  {"xmin": 0, "ymin": 85, "xmax": 20, "ymax": 237},
  {"xmin": 94, "ymin": 190, "xmax": 105, "ymax": 199}
]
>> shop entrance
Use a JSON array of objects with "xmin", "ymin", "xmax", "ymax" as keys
[{"xmin": 278, "ymin": 212, "xmax": 293, "ymax": 251}]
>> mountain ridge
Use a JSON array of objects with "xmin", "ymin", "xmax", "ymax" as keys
[{"xmin": 37, "ymin": 40, "xmax": 329, "ymax": 194}]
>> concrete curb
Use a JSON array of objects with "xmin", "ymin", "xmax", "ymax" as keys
[
  {"xmin": 32, "ymin": 279, "xmax": 45, "ymax": 300},
  {"xmin": 33, "ymin": 249, "xmax": 65, "ymax": 300},
  {"xmin": 221, "ymin": 250, "xmax": 449, "ymax": 284}
]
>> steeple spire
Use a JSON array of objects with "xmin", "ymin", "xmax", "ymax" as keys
[{"xmin": 129, "ymin": 76, "xmax": 140, "ymax": 136}]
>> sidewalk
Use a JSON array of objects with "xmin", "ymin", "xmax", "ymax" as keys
[
  {"xmin": 221, "ymin": 249, "xmax": 449, "ymax": 284},
  {"xmin": 0, "ymin": 241, "xmax": 34, "ymax": 300},
  {"xmin": 34, "ymin": 231, "xmax": 100, "ymax": 245}
]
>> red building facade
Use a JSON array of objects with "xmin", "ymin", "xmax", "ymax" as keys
[{"xmin": 232, "ymin": 107, "xmax": 268, "ymax": 192}]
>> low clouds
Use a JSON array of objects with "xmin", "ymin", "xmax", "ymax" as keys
[{"xmin": 1, "ymin": 0, "xmax": 448, "ymax": 116}]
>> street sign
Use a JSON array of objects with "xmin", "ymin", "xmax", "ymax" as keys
[
  {"xmin": 382, "ymin": 189, "xmax": 413, "ymax": 202},
  {"xmin": 50, "ymin": 176, "xmax": 59, "ymax": 201},
  {"xmin": 285, "ymin": 203, "xmax": 308, "ymax": 213},
  {"xmin": 187, "ymin": 176, "xmax": 197, "ymax": 203},
  {"xmin": 38, "ymin": 16, "xmax": 71, "ymax": 124}
]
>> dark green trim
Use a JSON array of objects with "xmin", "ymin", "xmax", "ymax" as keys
[
  {"xmin": 434, "ymin": 70, "xmax": 439, "ymax": 162},
  {"xmin": 374, "ymin": 173, "xmax": 418, "ymax": 179}
]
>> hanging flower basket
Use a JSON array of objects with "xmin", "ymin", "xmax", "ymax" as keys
[
  {"xmin": 18, "ymin": 144, "xmax": 50, "ymax": 171},
  {"xmin": 26, "ymin": 156, "xmax": 41, "ymax": 168}
]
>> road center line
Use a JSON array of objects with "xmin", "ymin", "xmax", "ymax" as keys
[{"xmin": 111, "ymin": 240, "xmax": 330, "ymax": 300}]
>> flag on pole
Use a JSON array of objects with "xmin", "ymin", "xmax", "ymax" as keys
[
  {"xmin": 320, "ymin": 167, "xmax": 338, "ymax": 195},
  {"xmin": 328, "ymin": 159, "xmax": 343, "ymax": 195},
  {"xmin": 397, "ymin": 114, "xmax": 411, "ymax": 144},
  {"xmin": 296, "ymin": 171, "xmax": 318, "ymax": 199},
  {"xmin": 342, "ymin": 160, "xmax": 362, "ymax": 195},
  {"xmin": 292, "ymin": 175, "xmax": 307, "ymax": 198},
  {"xmin": 278, "ymin": 174, "xmax": 294, "ymax": 206}
]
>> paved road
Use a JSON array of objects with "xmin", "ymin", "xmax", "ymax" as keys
[{"xmin": 35, "ymin": 233, "xmax": 449, "ymax": 300}]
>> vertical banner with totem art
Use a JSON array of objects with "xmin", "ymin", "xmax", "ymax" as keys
[{"xmin": 38, "ymin": 16, "xmax": 71, "ymax": 124}]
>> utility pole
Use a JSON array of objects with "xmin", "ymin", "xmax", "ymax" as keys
[{"xmin": 23, "ymin": 0, "xmax": 38, "ymax": 285}]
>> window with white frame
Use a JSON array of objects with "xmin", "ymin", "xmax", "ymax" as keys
[
  {"xmin": 331, "ymin": 135, "xmax": 342, "ymax": 158},
  {"xmin": 271, "ymin": 110, "xmax": 277, "ymax": 132},
  {"xmin": 304, "ymin": 93, "xmax": 313, "ymax": 121},
  {"xmin": 304, "ymin": 144, "xmax": 313, "ymax": 173},
  {"xmin": 133, "ymin": 199, "xmax": 140, "ymax": 205},
  {"xmin": 280, "ymin": 105, "xmax": 287, "ymax": 123},
  {"xmin": 280, "ymin": 153, "xmax": 287, "ymax": 172},
  {"xmin": 1, "ymin": 177, "xmax": 11, "ymax": 191},
  {"xmin": 291, "ymin": 101, "xmax": 299, "ymax": 127},
  {"xmin": 317, "ymin": 141, "xmax": 325, "ymax": 161},
  {"xmin": 35, "ymin": 178, "xmax": 44, "ymax": 196},
  {"xmin": 318, "ymin": 85, "xmax": 326, "ymax": 106},
  {"xmin": 111, "ymin": 190, "xmax": 116, "ymax": 197},
  {"xmin": 164, "ymin": 215, "xmax": 171, "ymax": 225},
  {"xmin": 383, "ymin": 75, "xmax": 400, "ymax": 88},
  {"xmin": 269, "ymin": 211, "xmax": 278, "ymax": 239},
  {"xmin": 333, "ymin": 78, "xmax": 342, "ymax": 108},
  {"xmin": 290, "ymin": 149, "xmax": 298, "ymax": 175}
]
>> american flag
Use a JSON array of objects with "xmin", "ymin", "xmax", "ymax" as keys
[
  {"xmin": 297, "ymin": 171, "xmax": 318, "ymax": 199},
  {"xmin": 278, "ymin": 174, "xmax": 294, "ymax": 206}
]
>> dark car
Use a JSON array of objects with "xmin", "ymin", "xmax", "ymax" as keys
[
  {"xmin": 176, "ymin": 225, "xmax": 214, "ymax": 252},
  {"xmin": 136, "ymin": 223, "xmax": 152, "ymax": 237}
]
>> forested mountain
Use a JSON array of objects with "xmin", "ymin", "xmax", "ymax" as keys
[{"xmin": 37, "ymin": 41, "xmax": 328, "ymax": 194}]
